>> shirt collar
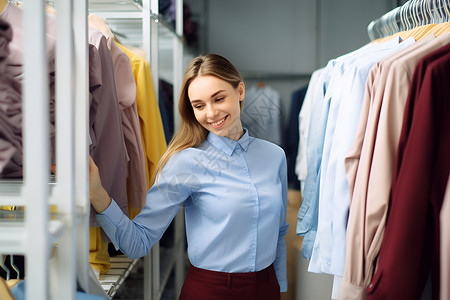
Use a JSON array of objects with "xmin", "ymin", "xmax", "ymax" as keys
[{"xmin": 206, "ymin": 129, "xmax": 250, "ymax": 156}]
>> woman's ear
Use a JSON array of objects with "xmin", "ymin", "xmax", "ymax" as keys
[{"xmin": 238, "ymin": 81, "xmax": 245, "ymax": 101}]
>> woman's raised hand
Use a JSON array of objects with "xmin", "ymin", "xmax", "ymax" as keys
[{"xmin": 89, "ymin": 156, "xmax": 112, "ymax": 213}]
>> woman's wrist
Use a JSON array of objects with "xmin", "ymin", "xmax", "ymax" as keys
[{"xmin": 91, "ymin": 185, "xmax": 112, "ymax": 213}]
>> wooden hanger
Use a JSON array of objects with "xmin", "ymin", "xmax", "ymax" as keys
[{"xmin": 0, "ymin": 278, "xmax": 15, "ymax": 300}]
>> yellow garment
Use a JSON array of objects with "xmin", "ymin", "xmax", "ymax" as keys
[
  {"xmin": 374, "ymin": 23, "xmax": 447, "ymax": 44},
  {"xmin": 117, "ymin": 43, "xmax": 167, "ymax": 189},
  {"xmin": 410, "ymin": 24, "xmax": 438, "ymax": 40},
  {"xmin": 0, "ymin": 206, "xmax": 15, "ymax": 211},
  {"xmin": 394, "ymin": 23, "xmax": 450, "ymax": 42},
  {"xmin": 89, "ymin": 227, "xmax": 111, "ymax": 275},
  {"xmin": 129, "ymin": 207, "xmax": 141, "ymax": 220},
  {"xmin": 0, "ymin": 278, "xmax": 14, "ymax": 300},
  {"xmin": 434, "ymin": 22, "xmax": 450, "ymax": 36}
]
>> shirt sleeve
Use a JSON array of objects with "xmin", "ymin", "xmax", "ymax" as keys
[
  {"xmin": 95, "ymin": 151, "xmax": 193, "ymax": 259},
  {"xmin": 273, "ymin": 154, "xmax": 289, "ymax": 292}
]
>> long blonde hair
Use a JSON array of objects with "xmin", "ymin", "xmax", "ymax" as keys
[{"xmin": 152, "ymin": 54, "xmax": 244, "ymax": 182}]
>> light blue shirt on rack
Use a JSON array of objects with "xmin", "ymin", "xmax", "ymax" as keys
[
  {"xmin": 308, "ymin": 36, "xmax": 415, "ymax": 277},
  {"xmin": 96, "ymin": 129, "xmax": 289, "ymax": 292},
  {"xmin": 296, "ymin": 41, "xmax": 376, "ymax": 260}
]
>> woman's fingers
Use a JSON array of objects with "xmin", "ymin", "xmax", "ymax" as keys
[{"xmin": 88, "ymin": 156, "xmax": 111, "ymax": 213}]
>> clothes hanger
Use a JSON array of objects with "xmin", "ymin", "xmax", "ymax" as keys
[
  {"xmin": 436, "ymin": 0, "xmax": 444, "ymax": 22},
  {"xmin": 410, "ymin": 0, "xmax": 438, "ymax": 40},
  {"xmin": 9, "ymin": 256, "xmax": 19, "ymax": 280},
  {"xmin": 393, "ymin": 7, "xmax": 402, "ymax": 34},
  {"xmin": 1, "ymin": 256, "xmax": 10, "ymax": 281},
  {"xmin": 443, "ymin": 0, "xmax": 450, "ymax": 21},
  {"xmin": 367, "ymin": 21, "xmax": 377, "ymax": 41},
  {"xmin": 430, "ymin": 0, "xmax": 450, "ymax": 36},
  {"xmin": 383, "ymin": 9, "xmax": 394, "ymax": 37},
  {"xmin": 400, "ymin": 1, "xmax": 408, "ymax": 32},
  {"xmin": 399, "ymin": 1, "xmax": 417, "ymax": 40},
  {"xmin": 390, "ymin": 7, "xmax": 401, "ymax": 36},
  {"xmin": 422, "ymin": 0, "xmax": 431, "ymax": 25}
]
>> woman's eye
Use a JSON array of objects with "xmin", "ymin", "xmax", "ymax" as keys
[
  {"xmin": 215, "ymin": 97, "xmax": 224, "ymax": 102},
  {"xmin": 194, "ymin": 104, "xmax": 204, "ymax": 110}
]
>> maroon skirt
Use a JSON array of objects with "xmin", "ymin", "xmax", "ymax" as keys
[{"xmin": 179, "ymin": 264, "xmax": 281, "ymax": 300}]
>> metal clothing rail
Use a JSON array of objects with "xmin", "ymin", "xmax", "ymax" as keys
[
  {"xmin": 241, "ymin": 72, "xmax": 312, "ymax": 81},
  {"xmin": 367, "ymin": 0, "xmax": 450, "ymax": 40}
]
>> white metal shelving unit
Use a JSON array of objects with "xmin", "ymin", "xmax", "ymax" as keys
[
  {"xmin": 0, "ymin": 1, "xmax": 95, "ymax": 299},
  {"xmin": 88, "ymin": 0, "xmax": 191, "ymax": 299},
  {"xmin": 0, "ymin": 0, "xmax": 190, "ymax": 298}
]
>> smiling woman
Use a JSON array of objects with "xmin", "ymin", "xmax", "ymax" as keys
[
  {"xmin": 153, "ymin": 54, "xmax": 246, "ymax": 181},
  {"xmin": 188, "ymin": 75, "xmax": 245, "ymax": 141},
  {"xmin": 89, "ymin": 53, "xmax": 289, "ymax": 300}
]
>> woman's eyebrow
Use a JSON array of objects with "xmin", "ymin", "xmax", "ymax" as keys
[
  {"xmin": 210, "ymin": 90, "xmax": 226, "ymax": 98},
  {"xmin": 190, "ymin": 89, "xmax": 226, "ymax": 103}
]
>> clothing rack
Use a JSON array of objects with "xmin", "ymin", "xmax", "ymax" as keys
[
  {"xmin": 88, "ymin": 0, "xmax": 189, "ymax": 299},
  {"xmin": 0, "ymin": 0, "xmax": 189, "ymax": 299},
  {"xmin": 0, "ymin": 0, "xmax": 94, "ymax": 299},
  {"xmin": 367, "ymin": 0, "xmax": 450, "ymax": 41}
]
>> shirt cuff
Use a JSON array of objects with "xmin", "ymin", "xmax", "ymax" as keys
[
  {"xmin": 95, "ymin": 198, "xmax": 123, "ymax": 248},
  {"xmin": 338, "ymin": 280, "xmax": 365, "ymax": 300},
  {"xmin": 279, "ymin": 278, "xmax": 288, "ymax": 293}
]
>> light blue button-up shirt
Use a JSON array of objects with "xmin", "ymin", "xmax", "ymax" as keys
[
  {"xmin": 297, "ymin": 42, "xmax": 376, "ymax": 260},
  {"xmin": 309, "ymin": 36, "xmax": 415, "ymax": 277},
  {"xmin": 96, "ymin": 130, "xmax": 289, "ymax": 291}
]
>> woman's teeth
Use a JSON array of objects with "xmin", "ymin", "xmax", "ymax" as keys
[{"xmin": 212, "ymin": 118, "xmax": 225, "ymax": 126}]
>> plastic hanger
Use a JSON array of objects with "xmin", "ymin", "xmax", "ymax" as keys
[
  {"xmin": 399, "ymin": 1, "xmax": 410, "ymax": 33},
  {"xmin": 410, "ymin": 0, "xmax": 436, "ymax": 40},
  {"xmin": 429, "ymin": 0, "xmax": 450, "ymax": 36},
  {"xmin": 444, "ymin": 0, "xmax": 450, "ymax": 21},
  {"xmin": 9, "ymin": 256, "xmax": 20, "ymax": 280},
  {"xmin": 1, "ymin": 257, "xmax": 10, "ymax": 281}
]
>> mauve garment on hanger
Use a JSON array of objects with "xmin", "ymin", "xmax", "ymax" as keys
[
  {"xmin": 1, "ymin": 4, "xmax": 57, "ymax": 170},
  {"xmin": 88, "ymin": 28, "xmax": 129, "ymax": 226}
]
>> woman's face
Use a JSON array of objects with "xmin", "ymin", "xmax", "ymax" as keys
[{"xmin": 188, "ymin": 75, "xmax": 245, "ymax": 141}]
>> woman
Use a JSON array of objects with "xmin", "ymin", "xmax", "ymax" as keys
[{"xmin": 89, "ymin": 54, "xmax": 288, "ymax": 299}]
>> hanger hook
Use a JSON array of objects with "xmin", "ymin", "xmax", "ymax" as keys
[
  {"xmin": 413, "ymin": 0, "xmax": 420, "ymax": 28},
  {"xmin": 1, "ymin": 256, "xmax": 10, "ymax": 281},
  {"xmin": 444, "ymin": 0, "xmax": 450, "ymax": 22},
  {"xmin": 399, "ymin": 1, "xmax": 406, "ymax": 31},
  {"xmin": 9, "ymin": 256, "xmax": 20, "ymax": 279},
  {"xmin": 438, "ymin": 0, "xmax": 444, "ymax": 22}
]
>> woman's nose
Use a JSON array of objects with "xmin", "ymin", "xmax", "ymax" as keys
[{"xmin": 206, "ymin": 105, "xmax": 218, "ymax": 118}]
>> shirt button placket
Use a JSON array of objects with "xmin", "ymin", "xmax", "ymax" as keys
[{"xmin": 240, "ymin": 147, "xmax": 258, "ymax": 272}]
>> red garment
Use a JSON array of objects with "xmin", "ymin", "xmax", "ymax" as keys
[
  {"xmin": 366, "ymin": 42, "xmax": 450, "ymax": 300},
  {"xmin": 180, "ymin": 264, "xmax": 280, "ymax": 300}
]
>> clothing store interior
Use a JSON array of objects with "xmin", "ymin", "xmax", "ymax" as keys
[{"xmin": 1, "ymin": 0, "xmax": 450, "ymax": 299}]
